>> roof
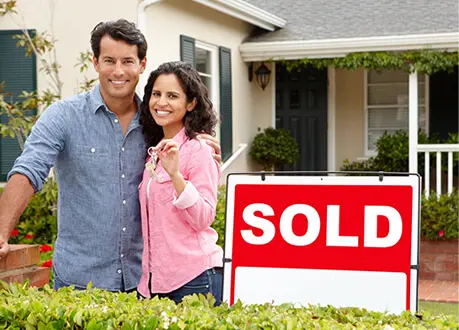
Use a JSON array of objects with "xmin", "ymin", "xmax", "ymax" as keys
[{"xmin": 243, "ymin": 0, "xmax": 459, "ymax": 42}]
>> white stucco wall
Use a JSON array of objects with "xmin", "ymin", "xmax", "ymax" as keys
[
  {"xmin": 335, "ymin": 68, "xmax": 365, "ymax": 168},
  {"xmin": 0, "ymin": 0, "xmax": 138, "ymax": 100}
]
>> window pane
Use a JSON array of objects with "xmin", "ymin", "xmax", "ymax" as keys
[
  {"xmin": 196, "ymin": 47, "xmax": 211, "ymax": 74},
  {"xmin": 368, "ymin": 85, "xmax": 408, "ymax": 105},
  {"xmin": 368, "ymin": 70, "xmax": 408, "ymax": 83},
  {"xmin": 368, "ymin": 83, "xmax": 425, "ymax": 106},
  {"xmin": 200, "ymin": 75, "xmax": 212, "ymax": 98},
  {"xmin": 368, "ymin": 107, "xmax": 409, "ymax": 130}
]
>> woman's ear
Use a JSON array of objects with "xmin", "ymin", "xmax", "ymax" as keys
[{"xmin": 186, "ymin": 98, "xmax": 197, "ymax": 112}]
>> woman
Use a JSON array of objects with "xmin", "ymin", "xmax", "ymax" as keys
[{"xmin": 137, "ymin": 61, "xmax": 223, "ymax": 305}]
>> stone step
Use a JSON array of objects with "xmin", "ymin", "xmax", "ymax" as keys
[{"xmin": 0, "ymin": 244, "xmax": 40, "ymax": 271}]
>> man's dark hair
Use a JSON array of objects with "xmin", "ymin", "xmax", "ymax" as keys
[
  {"xmin": 140, "ymin": 61, "xmax": 218, "ymax": 148},
  {"xmin": 90, "ymin": 19, "xmax": 148, "ymax": 61}
]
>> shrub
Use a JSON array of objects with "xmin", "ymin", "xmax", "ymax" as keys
[
  {"xmin": 421, "ymin": 190, "xmax": 459, "ymax": 240},
  {"xmin": 341, "ymin": 130, "xmax": 458, "ymax": 175},
  {"xmin": 0, "ymin": 282, "xmax": 457, "ymax": 329},
  {"xmin": 249, "ymin": 127, "xmax": 300, "ymax": 171},
  {"xmin": 212, "ymin": 185, "xmax": 226, "ymax": 248}
]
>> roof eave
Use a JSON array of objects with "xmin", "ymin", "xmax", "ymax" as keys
[
  {"xmin": 240, "ymin": 32, "xmax": 459, "ymax": 61},
  {"xmin": 191, "ymin": 0, "xmax": 286, "ymax": 31}
]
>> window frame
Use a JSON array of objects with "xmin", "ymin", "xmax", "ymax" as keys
[
  {"xmin": 363, "ymin": 69, "xmax": 430, "ymax": 156},
  {"xmin": 195, "ymin": 40, "xmax": 220, "ymax": 140}
]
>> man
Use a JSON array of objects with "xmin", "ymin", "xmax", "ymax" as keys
[{"xmin": 0, "ymin": 19, "xmax": 221, "ymax": 292}]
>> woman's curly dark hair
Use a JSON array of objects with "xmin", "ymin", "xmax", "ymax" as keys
[{"xmin": 140, "ymin": 61, "xmax": 218, "ymax": 147}]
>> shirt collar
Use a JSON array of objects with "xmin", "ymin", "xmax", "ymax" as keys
[
  {"xmin": 171, "ymin": 127, "xmax": 189, "ymax": 148},
  {"xmin": 89, "ymin": 84, "xmax": 141, "ymax": 114}
]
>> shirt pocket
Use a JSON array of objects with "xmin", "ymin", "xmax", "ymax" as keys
[
  {"xmin": 154, "ymin": 178, "xmax": 175, "ymax": 204},
  {"xmin": 69, "ymin": 145, "xmax": 112, "ymax": 184}
]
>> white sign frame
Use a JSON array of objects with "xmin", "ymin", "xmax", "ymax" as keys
[{"xmin": 222, "ymin": 173, "xmax": 421, "ymax": 314}]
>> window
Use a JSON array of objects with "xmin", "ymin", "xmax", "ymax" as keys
[
  {"xmin": 365, "ymin": 70, "xmax": 428, "ymax": 154},
  {"xmin": 195, "ymin": 41, "xmax": 219, "ymax": 138}
]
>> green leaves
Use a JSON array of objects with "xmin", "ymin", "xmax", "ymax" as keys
[
  {"xmin": 249, "ymin": 127, "xmax": 300, "ymax": 171},
  {"xmin": 282, "ymin": 50, "xmax": 459, "ymax": 75},
  {"xmin": 421, "ymin": 190, "xmax": 459, "ymax": 240}
]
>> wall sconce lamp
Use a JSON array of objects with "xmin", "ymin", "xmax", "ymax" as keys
[{"xmin": 248, "ymin": 62, "xmax": 271, "ymax": 90}]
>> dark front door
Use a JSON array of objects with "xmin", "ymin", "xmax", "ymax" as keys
[{"xmin": 275, "ymin": 64, "xmax": 328, "ymax": 171}]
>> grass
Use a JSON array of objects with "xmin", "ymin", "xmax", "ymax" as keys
[{"xmin": 419, "ymin": 301, "xmax": 459, "ymax": 316}]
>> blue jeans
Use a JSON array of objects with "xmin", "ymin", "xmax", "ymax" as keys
[{"xmin": 138, "ymin": 267, "xmax": 223, "ymax": 306}]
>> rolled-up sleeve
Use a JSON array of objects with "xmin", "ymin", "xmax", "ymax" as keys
[
  {"xmin": 7, "ymin": 102, "xmax": 67, "ymax": 192},
  {"xmin": 172, "ymin": 141, "xmax": 220, "ymax": 231}
]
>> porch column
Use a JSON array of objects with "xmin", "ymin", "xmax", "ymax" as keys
[{"xmin": 408, "ymin": 70, "xmax": 418, "ymax": 174}]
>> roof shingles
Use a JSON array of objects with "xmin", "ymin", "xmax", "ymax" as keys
[{"xmin": 244, "ymin": 0, "xmax": 459, "ymax": 42}]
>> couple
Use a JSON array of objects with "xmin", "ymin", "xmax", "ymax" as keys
[{"xmin": 0, "ymin": 19, "xmax": 223, "ymax": 305}]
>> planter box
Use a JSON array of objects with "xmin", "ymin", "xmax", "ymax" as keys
[{"xmin": 420, "ymin": 239, "xmax": 458, "ymax": 281}]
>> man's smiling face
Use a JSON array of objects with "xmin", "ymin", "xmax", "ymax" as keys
[{"xmin": 93, "ymin": 35, "xmax": 146, "ymax": 102}]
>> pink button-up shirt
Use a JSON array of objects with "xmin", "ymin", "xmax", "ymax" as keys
[{"xmin": 137, "ymin": 128, "xmax": 223, "ymax": 296}]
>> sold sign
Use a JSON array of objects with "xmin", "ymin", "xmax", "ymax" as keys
[{"xmin": 222, "ymin": 174, "xmax": 420, "ymax": 314}]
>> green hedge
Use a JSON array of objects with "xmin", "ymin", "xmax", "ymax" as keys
[
  {"xmin": 341, "ymin": 131, "xmax": 459, "ymax": 175},
  {"xmin": 0, "ymin": 282, "xmax": 457, "ymax": 329},
  {"xmin": 421, "ymin": 190, "xmax": 459, "ymax": 240}
]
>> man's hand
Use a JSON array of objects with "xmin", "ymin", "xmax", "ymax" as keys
[
  {"xmin": 0, "ymin": 239, "xmax": 10, "ymax": 261},
  {"xmin": 197, "ymin": 133, "xmax": 222, "ymax": 164}
]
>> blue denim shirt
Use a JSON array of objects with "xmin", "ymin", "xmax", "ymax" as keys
[{"xmin": 8, "ymin": 85, "xmax": 146, "ymax": 291}]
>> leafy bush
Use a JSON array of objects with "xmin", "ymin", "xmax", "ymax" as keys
[
  {"xmin": 249, "ymin": 127, "xmax": 300, "ymax": 171},
  {"xmin": 212, "ymin": 185, "xmax": 226, "ymax": 248},
  {"xmin": 0, "ymin": 282, "xmax": 457, "ymax": 329},
  {"xmin": 341, "ymin": 130, "xmax": 458, "ymax": 175},
  {"xmin": 5, "ymin": 178, "xmax": 58, "ymax": 245},
  {"xmin": 421, "ymin": 190, "xmax": 459, "ymax": 240}
]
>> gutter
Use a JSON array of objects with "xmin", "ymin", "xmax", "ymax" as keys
[{"xmin": 136, "ymin": 0, "xmax": 163, "ymax": 97}]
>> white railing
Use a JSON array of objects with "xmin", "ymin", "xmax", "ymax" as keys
[
  {"xmin": 221, "ymin": 143, "xmax": 248, "ymax": 173},
  {"xmin": 417, "ymin": 144, "xmax": 459, "ymax": 198}
]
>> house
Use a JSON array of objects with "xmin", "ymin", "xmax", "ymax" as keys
[{"xmin": 1, "ymin": 0, "xmax": 458, "ymax": 192}]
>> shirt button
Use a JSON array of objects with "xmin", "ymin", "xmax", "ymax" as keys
[
  {"xmin": 121, "ymin": 147, "xmax": 125, "ymax": 152},
  {"xmin": 90, "ymin": 148, "xmax": 95, "ymax": 153},
  {"xmin": 121, "ymin": 174, "xmax": 125, "ymax": 179},
  {"xmin": 114, "ymin": 119, "xmax": 119, "ymax": 123},
  {"xmin": 117, "ymin": 269, "xmax": 122, "ymax": 274},
  {"xmin": 122, "ymin": 200, "xmax": 126, "ymax": 205},
  {"xmin": 122, "ymin": 227, "xmax": 126, "ymax": 232}
]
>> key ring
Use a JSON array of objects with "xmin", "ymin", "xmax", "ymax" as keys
[{"xmin": 146, "ymin": 146, "xmax": 158, "ymax": 179}]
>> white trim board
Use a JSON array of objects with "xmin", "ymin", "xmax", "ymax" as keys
[
  {"xmin": 327, "ymin": 67, "xmax": 336, "ymax": 171},
  {"xmin": 191, "ymin": 0, "xmax": 286, "ymax": 31},
  {"xmin": 240, "ymin": 33, "xmax": 459, "ymax": 61}
]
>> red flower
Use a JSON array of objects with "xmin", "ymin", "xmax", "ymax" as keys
[
  {"xmin": 439, "ymin": 230, "xmax": 445, "ymax": 237},
  {"xmin": 10, "ymin": 229, "xmax": 19, "ymax": 237},
  {"xmin": 24, "ymin": 233, "xmax": 34, "ymax": 239},
  {"xmin": 42, "ymin": 259, "xmax": 52, "ymax": 268},
  {"xmin": 40, "ymin": 244, "xmax": 53, "ymax": 252}
]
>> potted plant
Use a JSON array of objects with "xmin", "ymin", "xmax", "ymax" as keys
[{"xmin": 249, "ymin": 127, "xmax": 300, "ymax": 171}]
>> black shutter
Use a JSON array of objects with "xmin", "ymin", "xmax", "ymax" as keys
[
  {"xmin": 0, "ymin": 30, "xmax": 37, "ymax": 181},
  {"xmin": 219, "ymin": 47, "xmax": 232, "ymax": 162},
  {"xmin": 180, "ymin": 35, "xmax": 195, "ymax": 67}
]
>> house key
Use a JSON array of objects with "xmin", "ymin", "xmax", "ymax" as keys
[{"xmin": 146, "ymin": 147, "xmax": 158, "ymax": 180}]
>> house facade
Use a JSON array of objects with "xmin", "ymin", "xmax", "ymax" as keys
[{"xmin": 1, "ymin": 0, "xmax": 458, "ymax": 187}]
